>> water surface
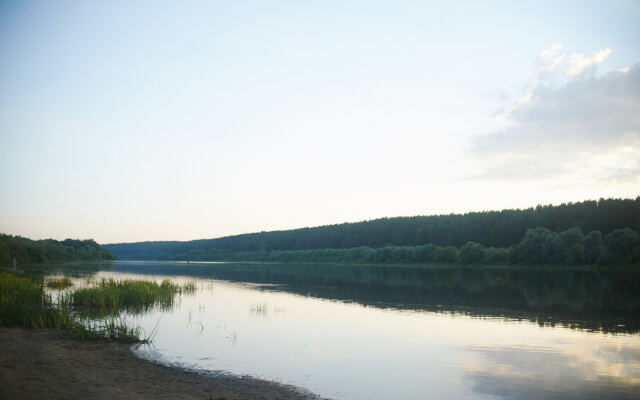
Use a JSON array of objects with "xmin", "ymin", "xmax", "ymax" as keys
[{"xmin": 44, "ymin": 261, "xmax": 640, "ymax": 399}]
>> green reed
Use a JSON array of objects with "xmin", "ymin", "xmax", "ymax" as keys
[
  {"xmin": 0, "ymin": 272, "xmax": 61, "ymax": 329},
  {"xmin": 1, "ymin": 273, "xmax": 197, "ymax": 342},
  {"xmin": 0, "ymin": 272, "xmax": 133, "ymax": 341},
  {"xmin": 71, "ymin": 278, "xmax": 188, "ymax": 309},
  {"xmin": 45, "ymin": 276, "xmax": 74, "ymax": 289}
]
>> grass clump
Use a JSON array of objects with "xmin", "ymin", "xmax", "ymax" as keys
[
  {"xmin": 1, "ymin": 273, "xmax": 198, "ymax": 342},
  {"xmin": 250, "ymin": 303, "xmax": 269, "ymax": 316},
  {"xmin": 67, "ymin": 318, "xmax": 141, "ymax": 343},
  {"xmin": 45, "ymin": 277, "xmax": 73, "ymax": 289},
  {"xmin": 71, "ymin": 278, "xmax": 185, "ymax": 309},
  {"xmin": 182, "ymin": 281, "xmax": 197, "ymax": 294},
  {"xmin": 1, "ymin": 273, "xmax": 141, "ymax": 342},
  {"xmin": 0, "ymin": 272, "xmax": 66, "ymax": 329},
  {"xmin": 0, "ymin": 273, "xmax": 190, "ymax": 342}
]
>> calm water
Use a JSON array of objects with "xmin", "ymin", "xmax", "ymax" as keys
[{"xmin": 44, "ymin": 261, "xmax": 640, "ymax": 399}]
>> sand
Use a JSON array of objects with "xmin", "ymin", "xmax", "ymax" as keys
[{"xmin": 0, "ymin": 328, "xmax": 323, "ymax": 400}]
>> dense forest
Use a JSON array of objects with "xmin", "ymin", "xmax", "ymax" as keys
[
  {"xmin": 0, "ymin": 234, "xmax": 116, "ymax": 267},
  {"xmin": 184, "ymin": 227, "xmax": 639, "ymax": 265},
  {"xmin": 105, "ymin": 198, "xmax": 640, "ymax": 265}
]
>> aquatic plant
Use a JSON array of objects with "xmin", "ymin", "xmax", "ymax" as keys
[
  {"xmin": 45, "ymin": 277, "xmax": 74, "ymax": 289},
  {"xmin": 0, "ymin": 272, "xmax": 59, "ymax": 328},
  {"xmin": 71, "ymin": 278, "xmax": 186, "ymax": 309},
  {"xmin": 250, "ymin": 302, "xmax": 269, "ymax": 316},
  {"xmin": 0, "ymin": 273, "xmax": 139, "ymax": 342},
  {"xmin": 71, "ymin": 317, "xmax": 141, "ymax": 343},
  {"xmin": 1, "ymin": 273, "xmax": 202, "ymax": 342},
  {"xmin": 182, "ymin": 281, "xmax": 197, "ymax": 294}
]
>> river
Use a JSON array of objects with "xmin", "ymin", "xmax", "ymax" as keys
[{"xmin": 43, "ymin": 261, "xmax": 640, "ymax": 399}]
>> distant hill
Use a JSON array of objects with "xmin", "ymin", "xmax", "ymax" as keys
[
  {"xmin": 0, "ymin": 235, "xmax": 117, "ymax": 267},
  {"xmin": 105, "ymin": 197, "xmax": 640, "ymax": 261}
]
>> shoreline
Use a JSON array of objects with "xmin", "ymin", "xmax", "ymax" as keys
[
  {"xmin": 102, "ymin": 259, "xmax": 639, "ymax": 271},
  {"xmin": 0, "ymin": 328, "xmax": 323, "ymax": 400}
]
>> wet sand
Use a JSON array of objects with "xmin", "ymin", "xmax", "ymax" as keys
[{"xmin": 0, "ymin": 328, "xmax": 322, "ymax": 400}]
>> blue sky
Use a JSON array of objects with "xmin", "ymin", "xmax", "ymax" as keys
[{"xmin": 1, "ymin": 1, "xmax": 639, "ymax": 243}]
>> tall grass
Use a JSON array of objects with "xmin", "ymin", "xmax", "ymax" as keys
[
  {"xmin": 0, "ymin": 272, "xmax": 65, "ymax": 329},
  {"xmin": 0, "ymin": 273, "xmax": 137, "ymax": 341},
  {"xmin": 182, "ymin": 280, "xmax": 197, "ymax": 294},
  {"xmin": 68, "ymin": 317, "xmax": 141, "ymax": 343},
  {"xmin": 71, "ymin": 278, "xmax": 189, "ymax": 309},
  {"xmin": 0, "ymin": 273, "xmax": 197, "ymax": 342},
  {"xmin": 45, "ymin": 277, "xmax": 73, "ymax": 289}
]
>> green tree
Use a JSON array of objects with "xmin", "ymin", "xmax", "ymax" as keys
[
  {"xmin": 602, "ymin": 228, "xmax": 640, "ymax": 264},
  {"xmin": 518, "ymin": 228, "xmax": 552, "ymax": 264},
  {"xmin": 583, "ymin": 231, "xmax": 603, "ymax": 264},
  {"xmin": 458, "ymin": 242, "xmax": 485, "ymax": 264},
  {"xmin": 434, "ymin": 246, "xmax": 458, "ymax": 263},
  {"xmin": 483, "ymin": 247, "xmax": 511, "ymax": 264}
]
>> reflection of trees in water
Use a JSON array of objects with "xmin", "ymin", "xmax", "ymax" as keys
[
  {"xmin": 111, "ymin": 262, "xmax": 640, "ymax": 334},
  {"xmin": 25, "ymin": 261, "xmax": 115, "ymax": 280}
]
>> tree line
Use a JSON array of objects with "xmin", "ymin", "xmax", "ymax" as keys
[
  {"xmin": 0, "ymin": 234, "xmax": 117, "ymax": 267},
  {"xmin": 105, "ymin": 197, "xmax": 640, "ymax": 262},
  {"xmin": 137, "ymin": 227, "xmax": 638, "ymax": 266}
]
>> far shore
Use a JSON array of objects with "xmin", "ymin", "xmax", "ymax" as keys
[{"xmin": 0, "ymin": 328, "xmax": 322, "ymax": 400}]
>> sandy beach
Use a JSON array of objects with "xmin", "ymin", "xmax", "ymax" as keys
[{"xmin": 0, "ymin": 328, "xmax": 321, "ymax": 400}]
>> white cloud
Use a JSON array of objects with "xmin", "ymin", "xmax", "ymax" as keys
[
  {"xmin": 565, "ymin": 48, "xmax": 612, "ymax": 77},
  {"xmin": 470, "ymin": 64, "xmax": 640, "ymax": 183},
  {"xmin": 539, "ymin": 43, "xmax": 565, "ymax": 72}
]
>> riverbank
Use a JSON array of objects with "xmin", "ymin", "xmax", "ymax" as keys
[{"xmin": 0, "ymin": 328, "xmax": 321, "ymax": 400}]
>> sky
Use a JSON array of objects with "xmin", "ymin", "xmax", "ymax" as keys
[{"xmin": 1, "ymin": 0, "xmax": 639, "ymax": 244}]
